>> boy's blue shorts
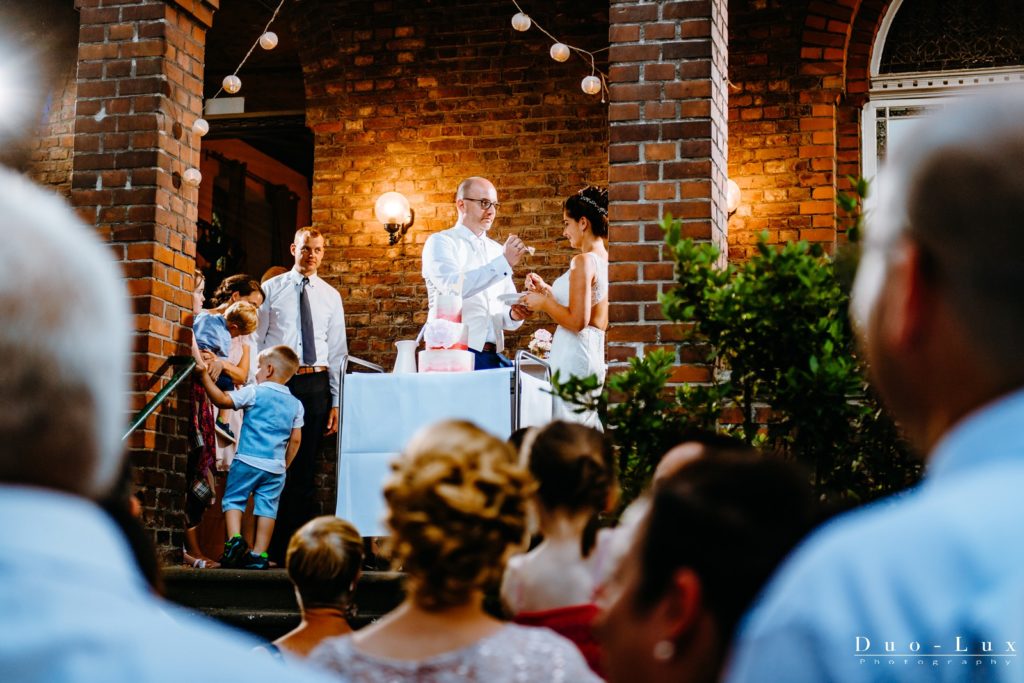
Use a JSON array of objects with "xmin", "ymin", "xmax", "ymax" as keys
[{"xmin": 222, "ymin": 460, "xmax": 285, "ymax": 519}]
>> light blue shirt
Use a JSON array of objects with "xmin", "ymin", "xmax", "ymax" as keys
[
  {"xmin": 725, "ymin": 387, "xmax": 1024, "ymax": 682},
  {"xmin": 230, "ymin": 382, "xmax": 304, "ymax": 474},
  {"xmin": 0, "ymin": 485, "xmax": 339, "ymax": 683},
  {"xmin": 193, "ymin": 311, "xmax": 231, "ymax": 358}
]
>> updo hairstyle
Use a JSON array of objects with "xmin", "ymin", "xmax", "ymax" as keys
[
  {"xmin": 208, "ymin": 273, "xmax": 265, "ymax": 308},
  {"xmin": 384, "ymin": 420, "xmax": 534, "ymax": 610},
  {"xmin": 286, "ymin": 516, "xmax": 364, "ymax": 611},
  {"xmin": 525, "ymin": 420, "xmax": 615, "ymax": 515},
  {"xmin": 564, "ymin": 185, "xmax": 609, "ymax": 238}
]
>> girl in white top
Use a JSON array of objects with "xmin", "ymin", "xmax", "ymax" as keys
[{"xmin": 522, "ymin": 186, "xmax": 609, "ymax": 429}]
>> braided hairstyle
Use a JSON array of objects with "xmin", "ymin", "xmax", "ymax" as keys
[
  {"xmin": 384, "ymin": 420, "xmax": 534, "ymax": 610},
  {"xmin": 564, "ymin": 185, "xmax": 609, "ymax": 238}
]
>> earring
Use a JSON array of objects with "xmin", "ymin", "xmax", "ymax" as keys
[{"xmin": 652, "ymin": 640, "xmax": 675, "ymax": 662}]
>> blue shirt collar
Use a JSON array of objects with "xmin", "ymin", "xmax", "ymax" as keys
[{"xmin": 926, "ymin": 386, "xmax": 1024, "ymax": 482}]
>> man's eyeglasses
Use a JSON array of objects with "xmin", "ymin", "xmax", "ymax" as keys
[{"xmin": 463, "ymin": 197, "xmax": 501, "ymax": 211}]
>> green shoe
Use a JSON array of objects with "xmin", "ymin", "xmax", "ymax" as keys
[
  {"xmin": 220, "ymin": 535, "xmax": 249, "ymax": 568},
  {"xmin": 242, "ymin": 551, "xmax": 269, "ymax": 570}
]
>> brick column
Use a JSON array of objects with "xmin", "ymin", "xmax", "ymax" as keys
[
  {"xmin": 71, "ymin": 0, "xmax": 218, "ymax": 555},
  {"xmin": 607, "ymin": 0, "xmax": 729, "ymax": 378}
]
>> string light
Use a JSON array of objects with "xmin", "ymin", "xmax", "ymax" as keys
[
  {"xmin": 206, "ymin": 0, "xmax": 286, "ymax": 102},
  {"xmin": 193, "ymin": 118, "xmax": 210, "ymax": 137},
  {"xmin": 511, "ymin": 12, "xmax": 532, "ymax": 31},
  {"xmin": 183, "ymin": 168, "xmax": 203, "ymax": 187},
  {"xmin": 509, "ymin": 1, "xmax": 608, "ymax": 100},
  {"xmin": 258, "ymin": 31, "xmax": 279, "ymax": 50}
]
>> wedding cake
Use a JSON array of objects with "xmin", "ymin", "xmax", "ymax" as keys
[{"xmin": 419, "ymin": 293, "xmax": 474, "ymax": 373}]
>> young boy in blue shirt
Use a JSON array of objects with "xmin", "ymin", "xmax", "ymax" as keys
[
  {"xmin": 194, "ymin": 300, "xmax": 259, "ymax": 442},
  {"xmin": 198, "ymin": 344, "xmax": 303, "ymax": 570}
]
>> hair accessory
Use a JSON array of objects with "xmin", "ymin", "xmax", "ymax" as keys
[
  {"xmin": 578, "ymin": 193, "xmax": 608, "ymax": 216},
  {"xmin": 652, "ymin": 639, "xmax": 675, "ymax": 662}
]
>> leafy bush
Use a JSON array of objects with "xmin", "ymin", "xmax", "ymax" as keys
[{"xmin": 554, "ymin": 206, "xmax": 920, "ymax": 506}]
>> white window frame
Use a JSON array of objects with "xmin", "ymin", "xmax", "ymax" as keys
[{"xmin": 861, "ymin": 0, "xmax": 1024, "ymax": 179}]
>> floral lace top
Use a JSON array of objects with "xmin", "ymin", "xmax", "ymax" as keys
[{"xmin": 308, "ymin": 624, "xmax": 602, "ymax": 683}]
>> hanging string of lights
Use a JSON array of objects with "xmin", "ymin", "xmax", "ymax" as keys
[
  {"xmin": 184, "ymin": 0, "xmax": 285, "ymax": 187},
  {"xmin": 509, "ymin": 1, "xmax": 609, "ymax": 100}
]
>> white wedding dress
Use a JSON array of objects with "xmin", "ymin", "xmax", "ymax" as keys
[{"xmin": 547, "ymin": 252, "xmax": 608, "ymax": 430}]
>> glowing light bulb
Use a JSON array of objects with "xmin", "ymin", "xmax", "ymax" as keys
[
  {"xmin": 259, "ymin": 31, "xmax": 278, "ymax": 50},
  {"xmin": 511, "ymin": 12, "xmax": 531, "ymax": 31},
  {"xmin": 193, "ymin": 118, "xmax": 210, "ymax": 137},
  {"xmin": 549, "ymin": 43, "xmax": 570, "ymax": 62},
  {"xmin": 183, "ymin": 168, "xmax": 202, "ymax": 187},
  {"xmin": 222, "ymin": 75, "xmax": 241, "ymax": 94},
  {"xmin": 581, "ymin": 75, "xmax": 601, "ymax": 95}
]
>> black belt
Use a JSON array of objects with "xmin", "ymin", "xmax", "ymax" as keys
[
  {"xmin": 295, "ymin": 366, "xmax": 328, "ymax": 375},
  {"xmin": 479, "ymin": 343, "xmax": 497, "ymax": 353}
]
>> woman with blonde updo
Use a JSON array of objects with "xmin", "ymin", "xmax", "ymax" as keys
[
  {"xmin": 309, "ymin": 420, "xmax": 600, "ymax": 683},
  {"xmin": 257, "ymin": 516, "xmax": 363, "ymax": 659}
]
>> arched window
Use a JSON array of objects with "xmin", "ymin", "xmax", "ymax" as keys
[{"xmin": 861, "ymin": 0, "xmax": 1024, "ymax": 179}]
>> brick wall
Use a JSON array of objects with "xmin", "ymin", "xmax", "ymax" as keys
[
  {"xmin": 727, "ymin": 0, "xmax": 894, "ymax": 258},
  {"xmin": 291, "ymin": 0, "xmax": 609, "ymax": 371},
  {"xmin": 25, "ymin": 66, "xmax": 79, "ymax": 197},
  {"xmin": 606, "ymin": 0, "xmax": 729, "ymax": 378},
  {"xmin": 70, "ymin": 0, "xmax": 218, "ymax": 557}
]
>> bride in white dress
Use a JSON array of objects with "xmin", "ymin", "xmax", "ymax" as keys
[{"xmin": 522, "ymin": 187, "xmax": 609, "ymax": 429}]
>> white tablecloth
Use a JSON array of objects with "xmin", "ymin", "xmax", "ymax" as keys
[{"xmin": 336, "ymin": 368, "xmax": 551, "ymax": 536}]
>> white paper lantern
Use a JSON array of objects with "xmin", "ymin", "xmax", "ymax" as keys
[
  {"xmin": 726, "ymin": 179, "xmax": 742, "ymax": 214},
  {"xmin": 193, "ymin": 118, "xmax": 210, "ymax": 137},
  {"xmin": 222, "ymin": 75, "xmax": 242, "ymax": 94},
  {"xmin": 511, "ymin": 12, "xmax": 531, "ymax": 31},
  {"xmin": 581, "ymin": 75, "xmax": 601, "ymax": 95},
  {"xmin": 549, "ymin": 43, "xmax": 570, "ymax": 62},
  {"xmin": 183, "ymin": 168, "xmax": 202, "ymax": 187},
  {"xmin": 259, "ymin": 31, "xmax": 279, "ymax": 50}
]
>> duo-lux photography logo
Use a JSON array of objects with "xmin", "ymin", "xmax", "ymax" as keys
[{"xmin": 855, "ymin": 636, "xmax": 1018, "ymax": 669}]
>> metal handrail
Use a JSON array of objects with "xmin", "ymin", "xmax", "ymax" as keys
[
  {"xmin": 122, "ymin": 355, "xmax": 197, "ymax": 441},
  {"xmin": 513, "ymin": 350, "xmax": 552, "ymax": 430}
]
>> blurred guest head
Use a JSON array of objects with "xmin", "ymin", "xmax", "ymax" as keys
[
  {"xmin": 287, "ymin": 516, "xmax": 364, "ymax": 613},
  {"xmin": 595, "ymin": 454, "xmax": 817, "ymax": 683},
  {"xmin": 851, "ymin": 88, "xmax": 1024, "ymax": 451},
  {"xmin": 384, "ymin": 420, "xmax": 532, "ymax": 610},
  {"xmin": 0, "ymin": 167, "xmax": 128, "ymax": 498},
  {"xmin": 654, "ymin": 429, "xmax": 755, "ymax": 483}
]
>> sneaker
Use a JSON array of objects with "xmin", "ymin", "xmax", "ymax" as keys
[
  {"xmin": 214, "ymin": 420, "xmax": 236, "ymax": 444},
  {"xmin": 220, "ymin": 534, "xmax": 249, "ymax": 568},
  {"xmin": 242, "ymin": 551, "xmax": 270, "ymax": 570}
]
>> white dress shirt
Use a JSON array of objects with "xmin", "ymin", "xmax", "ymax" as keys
[
  {"xmin": 422, "ymin": 222, "xmax": 523, "ymax": 352},
  {"xmin": 0, "ymin": 485, "xmax": 339, "ymax": 683},
  {"xmin": 257, "ymin": 268, "xmax": 348, "ymax": 406}
]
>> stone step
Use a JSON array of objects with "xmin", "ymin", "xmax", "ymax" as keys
[{"xmin": 163, "ymin": 567, "xmax": 405, "ymax": 641}]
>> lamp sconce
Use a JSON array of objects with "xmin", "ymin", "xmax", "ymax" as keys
[
  {"xmin": 726, "ymin": 179, "xmax": 741, "ymax": 216},
  {"xmin": 375, "ymin": 191, "xmax": 415, "ymax": 245}
]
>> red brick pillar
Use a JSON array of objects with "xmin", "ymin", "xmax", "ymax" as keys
[
  {"xmin": 71, "ymin": 0, "xmax": 218, "ymax": 555},
  {"xmin": 607, "ymin": 0, "xmax": 729, "ymax": 378}
]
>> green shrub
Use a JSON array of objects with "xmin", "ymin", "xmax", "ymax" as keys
[{"xmin": 554, "ymin": 204, "xmax": 920, "ymax": 506}]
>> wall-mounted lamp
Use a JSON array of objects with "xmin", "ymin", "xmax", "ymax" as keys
[
  {"xmin": 726, "ymin": 179, "xmax": 741, "ymax": 216},
  {"xmin": 375, "ymin": 191, "xmax": 415, "ymax": 245}
]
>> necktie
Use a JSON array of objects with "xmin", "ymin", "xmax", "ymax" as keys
[{"xmin": 299, "ymin": 277, "xmax": 317, "ymax": 365}]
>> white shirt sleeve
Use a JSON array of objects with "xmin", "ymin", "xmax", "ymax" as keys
[
  {"xmin": 327, "ymin": 291, "xmax": 347, "ymax": 407},
  {"xmin": 423, "ymin": 231, "xmax": 512, "ymax": 299},
  {"xmin": 227, "ymin": 384, "xmax": 258, "ymax": 410}
]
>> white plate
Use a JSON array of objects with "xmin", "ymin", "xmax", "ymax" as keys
[{"xmin": 497, "ymin": 292, "xmax": 525, "ymax": 305}]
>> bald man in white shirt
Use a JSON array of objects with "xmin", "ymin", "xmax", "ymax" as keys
[{"xmin": 422, "ymin": 176, "xmax": 532, "ymax": 369}]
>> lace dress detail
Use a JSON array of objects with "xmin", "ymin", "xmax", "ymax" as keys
[
  {"xmin": 308, "ymin": 624, "xmax": 601, "ymax": 683},
  {"xmin": 548, "ymin": 253, "xmax": 608, "ymax": 429}
]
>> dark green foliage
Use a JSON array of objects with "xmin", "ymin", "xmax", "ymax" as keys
[{"xmin": 553, "ymin": 200, "xmax": 921, "ymax": 507}]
